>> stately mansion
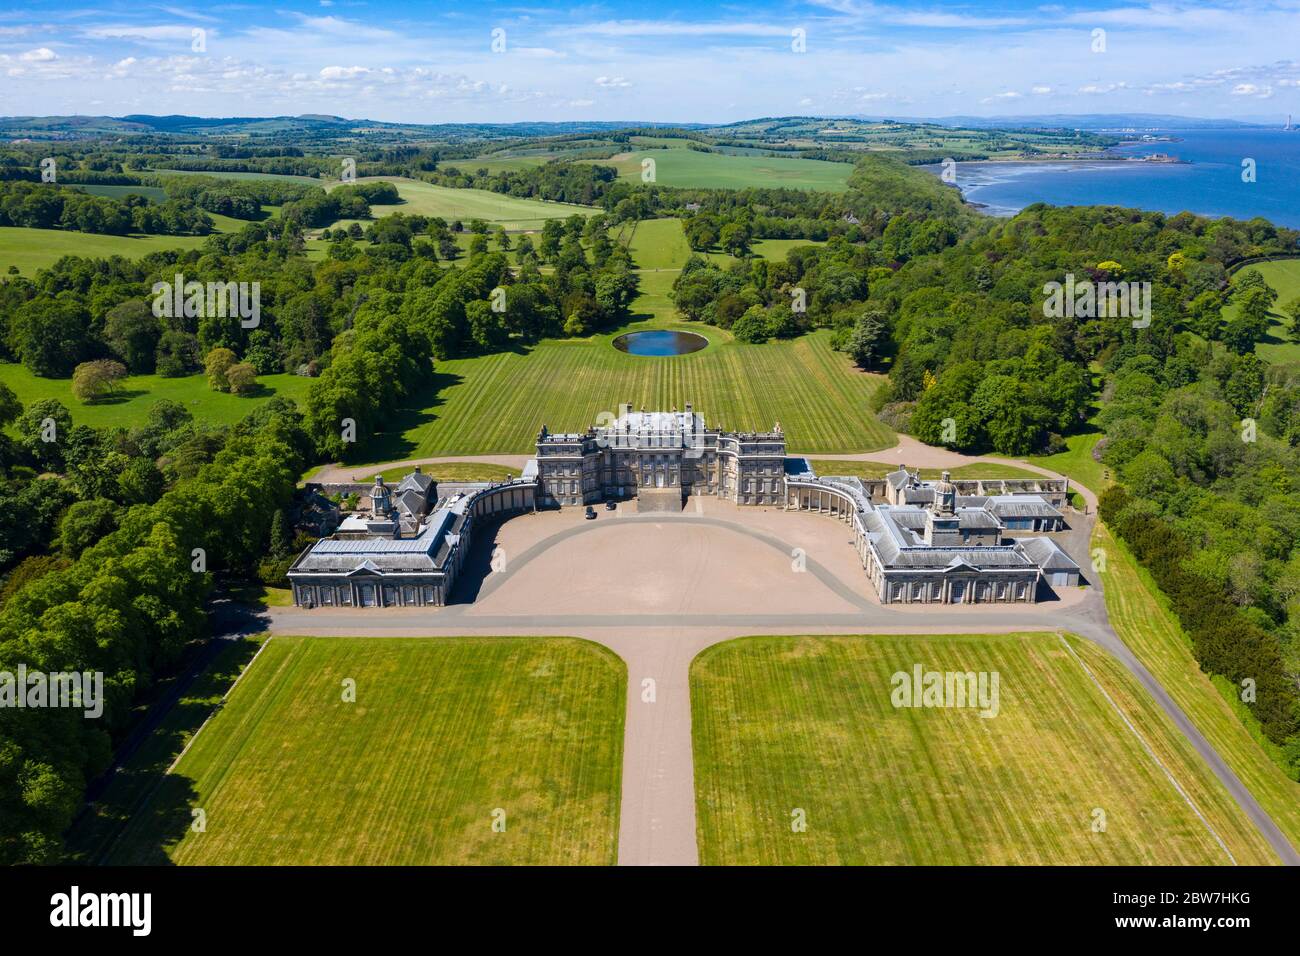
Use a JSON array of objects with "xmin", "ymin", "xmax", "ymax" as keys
[
  {"xmin": 287, "ymin": 406, "xmax": 1080, "ymax": 609},
  {"xmin": 534, "ymin": 402, "xmax": 786, "ymax": 507}
]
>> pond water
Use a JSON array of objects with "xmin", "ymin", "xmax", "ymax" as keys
[{"xmin": 612, "ymin": 330, "xmax": 709, "ymax": 356}]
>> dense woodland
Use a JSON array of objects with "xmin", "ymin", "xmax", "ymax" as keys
[{"xmin": 0, "ymin": 137, "xmax": 1298, "ymax": 861}]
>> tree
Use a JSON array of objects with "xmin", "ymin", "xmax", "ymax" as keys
[
  {"xmin": 205, "ymin": 347, "xmax": 237, "ymax": 391},
  {"xmin": 70, "ymin": 359, "xmax": 127, "ymax": 403},
  {"xmin": 846, "ymin": 309, "xmax": 889, "ymax": 369},
  {"xmin": 731, "ymin": 307, "xmax": 771, "ymax": 344},
  {"xmin": 1283, "ymin": 296, "xmax": 1300, "ymax": 342},
  {"xmin": 269, "ymin": 509, "xmax": 293, "ymax": 558},
  {"xmin": 16, "ymin": 399, "xmax": 73, "ymax": 470},
  {"xmin": 719, "ymin": 222, "xmax": 752, "ymax": 258},
  {"xmin": 683, "ymin": 215, "xmax": 720, "ymax": 251},
  {"xmin": 1223, "ymin": 288, "xmax": 1272, "ymax": 354},
  {"xmin": 11, "ymin": 298, "xmax": 91, "ymax": 377},
  {"xmin": 103, "ymin": 299, "xmax": 161, "ymax": 373},
  {"xmin": 226, "ymin": 362, "xmax": 258, "ymax": 395},
  {"xmin": 58, "ymin": 498, "xmax": 123, "ymax": 559}
]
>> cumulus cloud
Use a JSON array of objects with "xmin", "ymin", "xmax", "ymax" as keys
[{"xmin": 594, "ymin": 75, "xmax": 631, "ymax": 88}]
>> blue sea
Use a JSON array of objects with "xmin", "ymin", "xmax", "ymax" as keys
[{"xmin": 926, "ymin": 128, "xmax": 1300, "ymax": 228}]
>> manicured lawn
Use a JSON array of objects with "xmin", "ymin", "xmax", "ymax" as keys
[
  {"xmin": 347, "ymin": 215, "xmax": 888, "ymax": 462},
  {"xmin": 691, "ymin": 632, "xmax": 1276, "ymax": 865},
  {"xmin": 627, "ymin": 217, "xmax": 694, "ymax": 270},
  {"xmin": 807, "ymin": 460, "xmax": 1042, "ymax": 480},
  {"xmin": 590, "ymin": 148, "xmax": 853, "ymax": 191},
  {"xmin": 0, "ymin": 363, "xmax": 312, "ymax": 430},
  {"xmin": 67, "ymin": 635, "xmax": 267, "ymax": 864},
  {"xmin": 104, "ymin": 636, "xmax": 626, "ymax": 865},
  {"xmin": 1225, "ymin": 259, "xmax": 1300, "ymax": 370},
  {"xmin": 368, "ymin": 327, "xmax": 891, "ymax": 460},
  {"xmin": 1094, "ymin": 522, "xmax": 1300, "ymax": 857},
  {"xmin": 0, "ymin": 209, "xmax": 261, "ymax": 275},
  {"xmin": 366, "ymin": 462, "xmax": 520, "ymax": 484},
  {"xmin": 0, "ymin": 226, "xmax": 214, "ymax": 275},
  {"xmin": 1026, "ymin": 429, "xmax": 1109, "ymax": 497},
  {"xmin": 334, "ymin": 177, "xmax": 596, "ymax": 230}
]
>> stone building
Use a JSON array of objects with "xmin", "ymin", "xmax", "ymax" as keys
[
  {"xmin": 784, "ymin": 468, "xmax": 1080, "ymax": 604},
  {"xmin": 287, "ymin": 473, "xmax": 535, "ymax": 608},
  {"xmin": 534, "ymin": 403, "xmax": 786, "ymax": 508},
  {"xmin": 289, "ymin": 410, "xmax": 1080, "ymax": 610}
]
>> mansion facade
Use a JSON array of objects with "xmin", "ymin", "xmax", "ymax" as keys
[
  {"xmin": 288, "ymin": 407, "xmax": 1081, "ymax": 609},
  {"xmin": 535, "ymin": 403, "xmax": 786, "ymax": 507}
]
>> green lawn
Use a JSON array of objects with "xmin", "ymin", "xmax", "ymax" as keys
[
  {"xmin": 589, "ymin": 148, "xmax": 853, "ymax": 191},
  {"xmin": 366, "ymin": 327, "xmax": 891, "ymax": 460},
  {"xmin": 151, "ymin": 168, "xmax": 325, "ymax": 185},
  {"xmin": 1226, "ymin": 259, "xmax": 1300, "ymax": 369},
  {"xmin": 0, "ymin": 207, "xmax": 263, "ymax": 276},
  {"xmin": 0, "ymin": 362, "xmax": 312, "ymax": 430},
  {"xmin": 333, "ymin": 177, "xmax": 596, "ymax": 230},
  {"xmin": 342, "ymin": 211, "xmax": 888, "ymax": 461},
  {"xmin": 807, "ymin": 460, "xmax": 1042, "ymax": 480},
  {"xmin": 67, "ymin": 635, "xmax": 267, "ymax": 864},
  {"xmin": 1094, "ymin": 522, "xmax": 1300, "ymax": 858},
  {"xmin": 691, "ymin": 632, "xmax": 1276, "ymax": 865},
  {"xmin": 1026, "ymin": 428, "xmax": 1109, "ymax": 497},
  {"xmin": 0, "ymin": 226, "xmax": 215, "ymax": 275},
  {"xmin": 103, "ymin": 636, "xmax": 626, "ymax": 865},
  {"xmin": 71, "ymin": 184, "xmax": 168, "ymax": 203},
  {"xmin": 363, "ymin": 462, "xmax": 520, "ymax": 484}
]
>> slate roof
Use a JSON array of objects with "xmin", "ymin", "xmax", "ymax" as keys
[
  {"xmin": 397, "ymin": 471, "xmax": 434, "ymax": 495},
  {"xmin": 985, "ymin": 495, "xmax": 1063, "ymax": 520},
  {"xmin": 1016, "ymin": 536, "xmax": 1080, "ymax": 571}
]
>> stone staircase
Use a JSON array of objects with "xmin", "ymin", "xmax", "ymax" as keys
[{"xmin": 635, "ymin": 488, "xmax": 685, "ymax": 513}]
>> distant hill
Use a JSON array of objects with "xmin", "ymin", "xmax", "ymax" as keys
[
  {"xmin": 859, "ymin": 113, "xmax": 1275, "ymax": 130},
  {"xmin": 0, "ymin": 114, "xmax": 696, "ymax": 143}
]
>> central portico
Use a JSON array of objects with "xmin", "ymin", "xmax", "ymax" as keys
[{"xmin": 534, "ymin": 402, "xmax": 787, "ymax": 508}]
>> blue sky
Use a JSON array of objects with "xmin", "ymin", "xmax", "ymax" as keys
[{"xmin": 1, "ymin": 1, "xmax": 1298, "ymax": 123}]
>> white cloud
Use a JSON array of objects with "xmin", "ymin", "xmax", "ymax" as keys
[
  {"xmin": 594, "ymin": 75, "xmax": 631, "ymax": 88},
  {"xmin": 83, "ymin": 25, "xmax": 199, "ymax": 41},
  {"xmin": 20, "ymin": 47, "xmax": 56, "ymax": 62},
  {"xmin": 319, "ymin": 65, "xmax": 370, "ymax": 80},
  {"xmin": 570, "ymin": 20, "xmax": 789, "ymax": 38}
]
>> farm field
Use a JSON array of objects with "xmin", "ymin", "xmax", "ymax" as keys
[
  {"xmin": 103, "ymin": 636, "xmax": 626, "ymax": 865},
  {"xmin": 588, "ymin": 148, "xmax": 854, "ymax": 191},
  {"xmin": 1093, "ymin": 522, "xmax": 1300, "ymax": 856},
  {"xmin": 807, "ymin": 460, "xmax": 1042, "ymax": 480},
  {"xmin": 150, "ymin": 168, "xmax": 325, "ymax": 185},
  {"xmin": 0, "ymin": 362, "xmax": 312, "ymax": 430},
  {"xmin": 367, "ymin": 327, "xmax": 891, "ymax": 460},
  {"xmin": 334, "ymin": 177, "xmax": 596, "ymax": 229},
  {"xmin": 70, "ymin": 183, "xmax": 168, "ymax": 202},
  {"xmin": 691, "ymin": 632, "xmax": 1277, "ymax": 865},
  {"xmin": 1226, "ymin": 258, "xmax": 1300, "ymax": 369}
]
